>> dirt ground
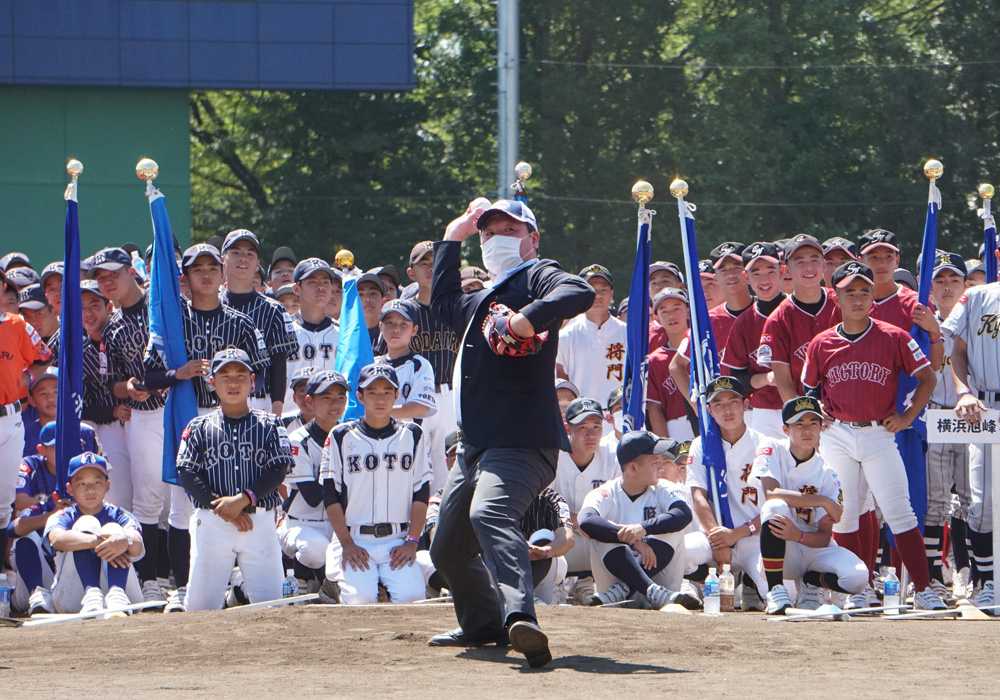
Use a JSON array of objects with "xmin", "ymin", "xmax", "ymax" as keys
[{"xmin": 2, "ymin": 603, "xmax": 998, "ymax": 698}]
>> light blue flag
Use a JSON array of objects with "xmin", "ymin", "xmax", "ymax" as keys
[{"xmin": 334, "ymin": 277, "xmax": 375, "ymax": 421}]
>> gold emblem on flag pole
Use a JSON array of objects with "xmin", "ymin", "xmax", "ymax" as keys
[
  {"xmin": 136, "ymin": 158, "xmax": 159, "ymax": 182},
  {"xmin": 632, "ymin": 180, "xmax": 654, "ymax": 206},
  {"xmin": 668, "ymin": 179, "xmax": 688, "ymax": 199},
  {"xmin": 923, "ymin": 159, "xmax": 943, "ymax": 181}
]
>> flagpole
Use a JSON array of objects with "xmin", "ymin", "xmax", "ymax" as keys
[
  {"xmin": 622, "ymin": 181, "xmax": 654, "ymax": 433},
  {"xmin": 980, "ymin": 183, "xmax": 997, "ymax": 283}
]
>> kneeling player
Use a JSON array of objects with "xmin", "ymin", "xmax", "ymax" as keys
[
  {"xmin": 752, "ymin": 397, "xmax": 867, "ymax": 614},
  {"xmin": 579, "ymin": 431, "xmax": 699, "ymax": 609},
  {"xmin": 321, "ymin": 364, "xmax": 431, "ymax": 604}
]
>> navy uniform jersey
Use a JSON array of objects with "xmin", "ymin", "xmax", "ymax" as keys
[
  {"xmin": 21, "ymin": 414, "xmax": 101, "ymax": 460},
  {"xmin": 176, "ymin": 409, "xmax": 294, "ymax": 511},
  {"xmin": 46, "ymin": 330, "xmax": 60, "ymax": 366},
  {"xmin": 82, "ymin": 336, "xmax": 121, "ymax": 425},
  {"xmin": 408, "ymin": 300, "xmax": 459, "ymax": 388},
  {"xmin": 320, "ymin": 418, "xmax": 432, "ymax": 528},
  {"xmin": 520, "ymin": 487, "xmax": 571, "ymax": 539},
  {"xmin": 101, "ymin": 292, "xmax": 164, "ymax": 411},
  {"xmin": 143, "ymin": 300, "xmax": 269, "ymax": 408},
  {"xmin": 287, "ymin": 316, "xmax": 339, "ymax": 394},
  {"xmin": 220, "ymin": 289, "xmax": 299, "ymax": 399},
  {"xmin": 16, "ymin": 454, "xmax": 59, "ymax": 500}
]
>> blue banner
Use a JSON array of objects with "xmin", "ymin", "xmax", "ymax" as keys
[
  {"xmin": 147, "ymin": 188, "xmax": 197, "ymax": 485},
  {"xmin": 55, "ymin": 187, "xmax": 84, "ymax": 497},
  {"xmin": 334, "ymin": 277, "xmax": 375, "ymax": 422},
  {"xmin": 985, "ymin": 220, "xmax": 998, "ymax": 283},
  {"xmin": 622, "ymin": 215, "xmax": 651, "ymax": 433}
]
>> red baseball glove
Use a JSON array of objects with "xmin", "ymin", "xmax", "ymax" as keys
[{"xmin": 482, "ymin": 302, "xmax": 548, "ymax": 357}]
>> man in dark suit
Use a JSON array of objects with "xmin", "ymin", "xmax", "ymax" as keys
[{"xmin": 427, "ymin": 198, "xmax": 595, "ymax": 668}]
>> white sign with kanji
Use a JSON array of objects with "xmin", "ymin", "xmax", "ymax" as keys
[{"xmin": 925, "ymin": 409, "xmax": 1000, "ymax": 444}]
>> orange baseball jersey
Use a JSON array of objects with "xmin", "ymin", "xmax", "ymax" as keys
[{"xmin": 1, "ymin": 311, "xmax": 52, "ymax": 404}]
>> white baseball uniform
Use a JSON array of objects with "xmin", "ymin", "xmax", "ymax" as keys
[
  {"xmin": 287, "ymin": 317, "xmax": 340, "ymax": 395},
  {"xmin": 552, "ymin": 441, "xmax": 620, "ymax": 574},
  {"xmin": 280, "ymin": 421, "xmax": 338, "ymax": 572},
  {"xmin": 556, "ymin": 314, "xmax": 628, "ymax": 409}
]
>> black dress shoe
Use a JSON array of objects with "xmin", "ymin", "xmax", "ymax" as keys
[
  {"xmin": 427, "ymin": 628, "xmax": 508, "ymax": 647},
  {"xmin": 507, "ymin": 621, "xmax": 552, "ymax": 668}
]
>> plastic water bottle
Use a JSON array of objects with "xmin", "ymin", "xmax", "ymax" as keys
[
  {"xmin": 0, "ymin": 572, "xmax": 12, "ymax": 618},
  {"xmin": 883, "ymin": 567, "xmax": 900, "ymax": 615},
  {"xmin": 130, "ymin": 251, "xmax": 147, "ymax": 277},
  {"xmin": 704, "ymin": 567, "xmax": 721, "ymax": 614},
  {"xmin": 282, "ymin": 569, "xmax": 300, "ymax": 598},
  {"xmin": 720, "ymin": 564, "xmax": 735, "ymax": 613}
]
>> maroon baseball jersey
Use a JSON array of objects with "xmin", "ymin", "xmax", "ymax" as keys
[
  {"xmin": 647, "ymin": 346, "xmax": 689, "ymax": 421},
  {"xmin": 722, "ymin": 304, "xmax": 783, "ymax": 410},
  {"xmin": 679, "ymin": 305, "xmax": 745, "ymax": 367},
  {"xmin": 871, "ymin": 285, "xmax": 919, "ymax": 331},
  {"xmin": 757, "ymin": 290, "xmax": 841, "ymax": 393},
  {"xmin": 649, "ymin": 320, "xmax": 667, "ymax": 351},
  {"xmin": 801, "ymin": 319, "xmax": 930, "ymax": 421}
]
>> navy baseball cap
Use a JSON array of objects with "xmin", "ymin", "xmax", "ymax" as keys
[
  {"xmin": 710, "ymin": 242, "xmax": 746, "ymax": 268},
  {"xmin": 655, "ymin": 437, "xmax": 680, "ymax": 461},
  {"xmin": 88, "ymin": 247, "xmax": 130, "ymax": 277},
  {"xmin": 39, "ymin": 421, "xmax": 58, "ymax": 446},
  {"xmin": 893, "ymin": 268, "xmax": 918, "ymax": 291},
  {"xmin": 306, "ymin": 370, "xmax": 351, "ymax": 396},
  {"xmin": 379, "ymin": 299, "xmax": 416, "ymax": 323},
  {"xmin": 607, "ymin": 385, "xmax": 624, "ymax": 410},
  {"xmin": 565, "ymin": 397, "xmax": 604, "ymax": 425},
  {"xmin": 652, "ymin": 287, "xmax": 689, "ymax": 312},
  {"xmin": 358, "ymin": 363, "xmax": 399, "ymax": 390},
  {"xmin": 822, "ymin": 237, "xmax": 858, "ymax": 258},
  {"xmin": 181, "ymin": 244, "xmax": 223, "ymax": 271},
  {"xmin": 742, "ymin": 242, "xmax": 781, "ymax": 270},
  {"xmin": 782, "ymin": 396, "xmax": 824, "ymax": 425},
  {"xmin": 705, "ymin": 376, "xmax": 746, "ymax": 402},
  {"xmin": 275, "ymin": 284, "xmax": 297, "ymax": 298},
  {"xmin": 358, "ymin": 270, "xmax": 388, "ymax": 296},
  {"xmin": 933, "ymin": 252, "xmax": 967, "ymax": 278},
  {"xmin": 0, "ymin": 252, "xmax": 31, "ymax": 272},
  {"xmin": 68, "ymin": 452, "xmax": 109, "ymax": 479},
  {"xmin": 289, "ymin": 366, "xmax": 317, "ymax": 388},
  {"xmin": 698, "ymin": 259, "xmax": 714, "ymax": 277},
  {"xmin": 617, "ymin": 430, "xmax": 675, "ymax": 466},
  {"xmin": 222, "ymin": 229, "xmax": 260, "ymax": 254},
  {"xmin": 555, "ymin": 378, "xmax": 580, "ymax": 397},
  {"xmin": 18, "ymin": 284, "xmax": 48, "ymax": 310},
  {"xmin": 269, "ymin": 246, "xmax": 298, "ymax": 275},
  {"xmin": 40, "ymin": 262, "xmax": 64, "ymax": 288},
  {"xmin": 211, "ymin": 348, "xmax": 254, "ymax": 375},
  {"xmin": 580, "ymin": 263, "xmax": 613, "ymax": 286},
  {"xmin": 29, "ymin": 367, "xmax": 58, "ymax": 393},
  {"xmin": 616, "ymin": 297, "xmax": 629, "ymax": 316},
  {"xmin": 409, "ymin": 241, "xmax": 435, "ymax": 265},
  {"xmin": 650, "ymin": 260, "xmax": 685, "ymax": 284},
  {"xmin": 205, "ymin": 235, "xmax": 225, "ymax": 252},
  {"xmin": 80, "ymin": 279, "xmax": 106, "ymax": 299},
  {"xmin": 831, "ymin": 261, "xmax": 875, "ymax": 288},
  {"xmin": 476, "ymin": 199, "xmax": 538, "ymax": 233},
  {"xmin": 782, "ymin": 234, "xmax": 824, "ymax": 260},
  {"xmin": 5, "ymin": 266, "xmax": 40, "ymax": 289},
  {"xmin": 858, "ymin": 229, "xmax": 899, "ymax": 255},
  {"xmin": 967, "ymin": 258, "xmax": 984, "ymax": 276},
  {"xmin": 379, "ymin": 265, "xmax": 401, "ymax": 289},
  {"xmin": 676, "ymin": 440, "xmax": 692, "ymax": 459},
  {"xmin": 293, "ymin": 257, "xmax": 337, "ymax": 284}
]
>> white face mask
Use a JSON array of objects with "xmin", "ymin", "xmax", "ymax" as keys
[
  {"xmin": 481, "ymin": 235, "xmax": 525, "ymax": 275},
  {"xmin": 613, "ymin": 410, "xmax": 624, "ymax": 433}
]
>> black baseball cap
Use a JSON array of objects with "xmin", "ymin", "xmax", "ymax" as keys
[
  {"xmin": 293, "ymin": 257, "xmax": 337, "ymax": 285},
  {"xmin": 652, "ymin": 287, "xmax": 689, "ymax": 312},
  {"xmin": 676, "ymin": 440, "xmax": 692, "ymax": 459},
  {"xmin": 565, "ymin": 397, "xmax": 604, "ymax": 425},
  {"xmin": 358, "ymin": 363, "xmax": 399, "ymax": 390},
  {"xmin": 358, "ymin": 270, "xmax": 388, "ymax": 296},
  {"xmin": 932, "ymin": 252, "xmax": 967, "ymax": 278},
  {"xmin": 211, "ymin": 348, "xmax": 254, "ymax": 375},
  {"xmin": 181, "ymin": 244, "xmax": 223, "ymax": 270},
  {"xmin": 206, "ymin": 235, "xmax": 225, "ymax": 252},
  {"xmin": 275, "ymin": 284, "xmax": 297, "ymax": 298},
  {"xmin": 409, "ymin": 241, "xmax": 435, "ymax": 266},
  {"xmin": 893, "ymin": 268, "xmax": 918, "ymax": 290},
  {"xmin": 655, "ymin": 437, "xmax": 680, "ymax": 461},
  {"xmin": 0, "ymin": 252, "xmax": 31, "ymax": 272},
  {"xmin": 710, "ymin": 242, "xmax": 746, "ymax": 269},
  {"xmin": 858, "ymin": 229, "xmax": 899, "ymax": 255},
  {"xmin": 698, "ymin": 259, "xmax": 714, "ymax": 277},
  {"xmin": 269, "ymin": 246, "xmax": 298, "ymax": 275},
  {"xmin": 306, "ymin": 370, "xmax": 351, "ymax": 396},
  {"xmin": 289, "ymin": 366, "xmax": 317, "ymax": 389},
  {"xmin": 80, "ymin": 279, "xmax": 106, "ymax": 299},
  {"xmin": 616, "ymin": 297, "xmax": 629, "ymax": 315},
  {"xmin": 379, "ymin": 265, "xmax": 401, "ymax": 289},
  {"xmin": 222, "ymin": 229, "xmax": 259, "ymax": 254},
  {"xmin": 705, "ymin": 375, "xmax": 746, "ymax": 402},
  {"xmin": 88, "ymin": 247, "xmax": 131, "ymax": 277},
  {"xmin": 822, "ymin": 237, "xmax": 858, "ymax": 258},
  {"xmin": 742, "ymin": 241, "xmax": 781, "ymax": 270},
  {"xmin": 476, "ymin": 199, "xmax": 538, "ymax": 233},
  {"xmin": 617, "ymin": 429, "xmax": 675, "ymax": 466},
  {"xmin": 5, "ymin": 266, "xmax": 41, "ymax": 288},
  {"xmin": 18, "ymin": 284, "xmax": 48, "ymax": 310},
  {"xmin": 650, "ymin": 261, "xmax": 685, "ymax": 284},
  {"xmin": 831, "ymin": 261, "xmax": 875, "ymax": 288},
  {"xmin": 607, "ymin": 385, "xmax": 624, "ymax": 410},
  {"xmin": 580, "ymin": 263, "xmax": 613, "ymax": 286},
  {"xmin": 379, "ymin": 299, "xmax": 417, "ymax": 323},
  {"xmin": 39, "ymin": 262, "xmax": 64, "ymax": 288},
  {"xmin": 782, "ymin": 396, "xmax": 824, "ymax": 425},
  {"xmin": 782, "ymin": 234, "xmax": 824, "ymax": 260}
]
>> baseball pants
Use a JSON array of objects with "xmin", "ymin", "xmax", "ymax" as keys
[
  {"xmin": 730, "ymin": 535, "xmax": 767, "ymax": 595},
  {"xmin": 339, "ymin": 534, "xmax": 426, "ymax": 605},
  {"xmin": 248, "ymin": 397, "xmax": 272, "ymax": 414},
  {"xmin": 123, "ymin": 407, "xmax": 167, "ymax": 525},
  {"xmin": 761, "ymin": 501, "xmax": 868, "ymax": 594},
  {"xmin": 0, "ymin": 406, "xmax": 26, "ymax": 529},
  {"xmin": 9, "ymin": 532, "xmax": 55, "ymax": 613},
  {"xmin": 423, "ymin": 385, "xmax": 457, "ymax": 493},
  {"xmin": 278, "ymin": 516, "xmax": 333, "ymax": 570},
  {"xmin": 748, "ymin": 408, "xmax": 785, "ymax": 441},
  {"xmin": 185, "ymin": 509, "xmax": 284, "ymax": 611},
  {"xmin": 429, "ymin": 445, "xmax": 557, "ymax": 636},
  {"xmin": 563, "ymin": 525, "xmax": 595, "ymax": 575},
  {"xmin": 684, "ymin": 530, "xmax": 714, "ymax": 575},
  {"xmin": 50, "ymin": 516, "xmax": 143, "ymax": 613},
  {"xmin": 592, "ymin": 530, "xmax": 685, "ymax": 593},
  {"xmin": 89, "ymin": 421, "xmax": 132, "ymax": 512},
  {"xmin": 926, "ymin": 441, "xmax": 971, "ymax": 526},
  {"xmin": 823, "ymin": 422, "xmax": 919, "ymax": 534},
  {"xmin": 967, "ymin": 395, "xmax": 999, "ymax": 533}
]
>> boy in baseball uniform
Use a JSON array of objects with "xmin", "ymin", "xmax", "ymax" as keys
[{"xmin": 375, "ymin": 299, "xmax": 437, "ymax": 423}]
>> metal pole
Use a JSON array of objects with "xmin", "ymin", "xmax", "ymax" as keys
[{"xmin": 497, "ymin": 0, "xmax": 519, "ymax": 200}]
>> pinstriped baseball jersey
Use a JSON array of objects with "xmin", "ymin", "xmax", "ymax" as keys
[
  {"xmin": 285, "ymin": 420, "xmax": 327, "ymax": 521},
  {"xmin": 101, "ymin": 292, "xmax": 164, "ymax": 411},
  {"xmin": 408, "ymin": 300, "xmax": 459, "ymax": 388},
  {"xmin": 221, "ymin": 289, "xmax": 300, "ymax": 398},
  {"xmin": 374, "ymin": 352, "xmax": 437, "ymax": 417},
  {"xmin": 319, "ymin": 418, "xmax": 432, "ymax": 528},
  {"xmin": 750, "ymin": 439, "xmax": 842, "ymax": 532},
  {"xmin": 520, "ymin": 487, "xmax": 572, "ymax": 537},
  {"xmin": 142, "ymin": 300, "xmax": 269, "ymax": 408},
  {"xmin": 82, "ymin": 337, "xmax": 120, "ymax": 424},
  {"xmin": 45, "ymin": 330, "xmax": 60, "ymax": 366},
  {"xmin": 286, "ymin": 316, "xmax": 339, "ymax": 393},
  {"xmin": 941, "ymin": 282, "xmax": 1000, "ymax": 392},
  {"xmin": 930, "ymin": 310, "xmax": 958, "ymax": 406},
  {"xmin": 176, "ymin": 409, "xmax": 294, "ymax": 510}
]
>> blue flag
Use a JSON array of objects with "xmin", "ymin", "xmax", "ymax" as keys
[
  {"xmin": 55, "ymin": 180, "xmax": 84, "ymax": 497},
  {"xmin": 678, "ymin": 203, "xmax": 732, "ymax": 528},
  {"xmin": 146, "ymin": 186, "xmax": 197, "ymax": 485},
  {"xmin": 334, "ymin": 277, "xmax": 375, "ymax": 421},
  {"xmin": 984, "ymin": 208, "xmax": 998, "ymax": 283},
  {"xmin": 623, "ymin": 212, "xmax": 652, "ymax": 432}
]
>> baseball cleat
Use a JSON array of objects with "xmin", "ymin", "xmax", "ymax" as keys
[
  {"xmin": 571, "ymin": 575, "xmax": 595, "ymax": 605},
  {"xmin": 913, "ymin": 587, "xmax": 948, "ymax": 610},
  {"xmin": 975, "ymin": 580, "xmax": 995, "ymax": 614},
  {"xmin": 952, "ymin": 567, "xmax": 971, "ymax": 602},
  {"xmin": 766, "ymin": 584, "xmax": 793, "ymax": 615},
  {"xmin": 507, "ymin": 620, "xmax": 552, "ymax": 669},
  {"xmin": 164, "ymin": 586, "xmax": 187, "ymax": 613},
  {"xmin": 680, "ymin": 578, "xmax": 703, "ymax": 605},
  {"xmin": 225, "ymin": 583, "xmax": 249, "ymax": 608},
  {"xmin": 141, "ymin": 579, "xmax": 165, "ymax": 603},
  {"xmin": 589, "ymin": 581, "xmax": 630, "ymax": 606},
  {"xmin": 317, "ymin": 578, "xmax": 341, "ymax": 605},
  {"xmin": 740, "ymin": 584, "xmax": 766, "ymax": 612},
  {"xmin": 930, "ymin": 578, "xmax": 949, "ymax": 602},
  {"xmin": 80, "ymin": 586, "xmax": 105, "ymax": 615},
  {"xmin": 105, "ymin": 586, "xmax": 132, "ymax": 616},
  {"xmin": 796, "ymin": 582, "xmax": 823, "ymax": 611},
  {"xmin": 28, "ymin": 586, "xmax": 54, "ymax": 616},
  {"xmin": 845, "ymin": 584, "xmax": 879, "ymax": 610}
]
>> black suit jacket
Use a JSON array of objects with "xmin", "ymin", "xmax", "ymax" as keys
[{"xmin": 431, "ymin": 240, "xmax": 595, "ymax": 452}]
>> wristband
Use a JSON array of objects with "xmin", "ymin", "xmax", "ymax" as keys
[
  {"xmin": 930, "ymin": 336, "xmax": 943, "ymax": 345},
  {"xmin": 957, "ymin": 388, "xmax": 973, "ymax": 397},
  {"xmin": 745, "ymin": 520, "xmax": 757, "ymax": 536},
  {"xmin": 243, "ymin": 489, "xmax": 257, "ymax": 507},
  {"xmin": 799, "ymin": 531, "xmax": 807, "ymax": 544},
  {"xmin": 405, "ymin": 535, "xmax": 420, "ymax": 545},
  {"xmin": 545, "ymin": 547, "xmax": 552, "ymax": 559}
]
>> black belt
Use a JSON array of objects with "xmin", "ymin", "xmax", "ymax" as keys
[
  {"xmin": 977, "ymin": 391, "xmax": 1000, "ymax": 402},
  {"xmin": 836, "ymin": 419, "xmax": 883, "ymax": 428},
  {"xmin": 0, "ymin": 401, "xmax": 22, "ymax": 417},
  {"xmin": 359, "ymin": 522, "xmax": 408, "ymax": 538}
]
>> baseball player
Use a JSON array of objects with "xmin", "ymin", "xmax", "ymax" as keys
[
  {"xmin": 579, "ymin": 430, "xmax": 699, "ymax": 609},
  {"xmin": 821, "ymin": 237, "xmax": 858, "ymax": 288},
  {"xmin": 44, "ymin": 452, "xmax": 145, "ymax": 615},
  {"xmin": 281, "ymin": 370, "xmax": 350, "ymax": 600},
  {"xmin": 15, "ymin": 421, "xmax": 100, "ymax": 513},
  {"xmin": 758, "ymin": 235, "xmax": 842, "ymax": 402},
  {"xmin": 942, "ymin": 247, "xmax": 1000, "ymax": 611},
  {"xmin": 275, "ymin": 284, "xmax": 300, "ymax": 316},
  {"xmin": 23, "ymin": 368, "xmax": 99, "ymax": 459},
  {"xmin": 647, "ymin": 260, "xmax": 685, "ymax": 350},
  {"xmin": 282, "ymin": 366, "xmax": 318, "ymax": 433},
  {"xmin": 8, "ymin": 491, "xmax": 65, "ymax": 615},
  {"xmin": 707, "ymin": 242, "xmax": 754, "ymax": 352},
  {"xmin": 699, "ymin": 259, "xmax": 724, "ymax": 311},
  {"xmin": 658, "ymin": 439, "xmax": 712, "ymax": 604},
  {"xmin": 18, "ymin": 284, "xmax": 60, "ymax": 363},
  {"xmin": 646, "ymin": 288, "xmax": 695, "ymax": 441},
  {"xmin": 723, "ymin": 242, "xmax": 787, "ymax": 439},
  {"xmin": 219, "ymin": 229, "xmax": 300, "ymax": 414},
  {"xmin": 176, "ymin": 349, "xmax": 294, "ymax": 611},
  {"xmin": 753, "ymin": 397, "xmax": 868, "ymax": 614},
  {"xmin": 357, "ymin": 271, "xmax": 389, "ymax": 347},
  {"xmin": 552, "ymin": 397, "xmax": 622, "ymax": 603},
  {"xmin": 557, "ymin": 264, "xmax": 628, "ymax": 412},
  {"xmin": 319, "ymin": 363, "xmax": 431, "ymax": 605},
  {"xmin": 268, "ymin": 246, "xmax": 298, "ymax": 291},
  {"xmin": 374, "ymin": 299, "xmax": 437, "ymax": 422},
  {"xmin": 686, "ymin": 376, "xmax": 770, "ymax": 610},
  {"xmin": 555, "ymin": 377, "xmax": 580, "ymax": 429},
  {"xmin": 965, "ymin": 259, "xmax": 987, "ymax": 288},
  {"xmin": 286, "ymin": 258, "xmax": 340, "ymax": 391},
  {"xmin": 802, "ymin": 261, "xmax": 946, "ymax": 610},
  {"xmin": 0, "ymin": 271, "xmax": 52, "ymax": 566},
  {"xmin": 460, "ymin": 265, "xmax": 489, "ymax": 293}
]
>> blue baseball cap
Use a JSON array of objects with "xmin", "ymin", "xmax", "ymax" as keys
[
  {"xmin": 68, "ymin": 452, "xmax": 109, "ymax": 479},
  {"xmin": 293, "ymin": 257, "xmax": 337, "ymax": 284},
  {"xmin": 18, "ymin": 284, "xmax": 48, "ymax": 310},
  {"xmin": 29, "ymin": 367, "xmax": 59, "ymax": 393},
  {"xmin": 0, "ymin": 251, "xmax": 31, "ymax": 272},
  {"xmin": 379, "ymin": 299, "xmax": 417, "ymax": 323},
  {"xmin": 210, "ymin": 348, "xmax": 254, "ymax": 375},
  {"xmin": 289, "ymin": 365, "xmax": 317, "ymax": 389},
  {"xmin": 222, "ymin": 229, "xmax": 260, "ymax": 254},
  {"xmin": 39, "ymin": 421, "xmax": 58, "ymax": 446},
  {"xmin": 476, "ymin": 199, "xmax": 538, "ymax": 233},
  {"xmin": 358, "ymin": 363, "xmax": 399, "ymax": 390},
  {"xmin": 39, "ymin": 262, "xmax": 64, "ymax": 288},
  {"xmin": 306, "ymin": 370, "xmax": 352, "ymax": 396},
  {"xmin": 80, "ymin": 279, "xmax": 106, "ymax": 299},
  {"xmin": 5, "ymin": 266, "xmax": 40, "ymax": 289},
  {"xmin": 181, "ymin": 243, "xmax": 223, "ymax": 270}
]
